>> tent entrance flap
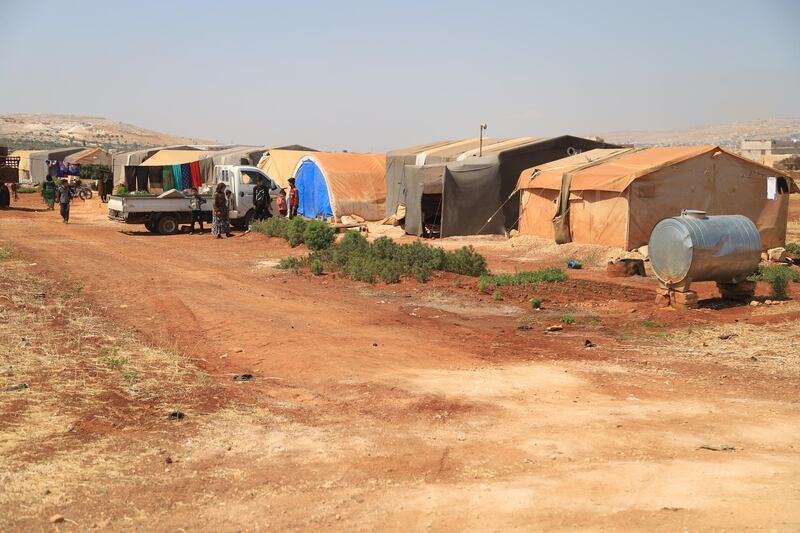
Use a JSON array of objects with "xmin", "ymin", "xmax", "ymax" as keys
[
  {"xmin": 295, "ymin": 159, "xmax": 333, "ymax": 218},
  {"xmin": 552, "ymin": 172, "xmax": 573, "ymax": 244}
]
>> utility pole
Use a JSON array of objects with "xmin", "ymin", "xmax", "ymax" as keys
[{"xmin": 479, "ymin": 123, "xmax": 487, "ymax": 156}]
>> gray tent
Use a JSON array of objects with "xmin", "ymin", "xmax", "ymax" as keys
[{"xmin": 398, "ymin": 136, "xmax": 617, "ymax": 237}]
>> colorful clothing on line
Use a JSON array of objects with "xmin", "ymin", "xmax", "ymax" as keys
[
  {"xmin": 162, "ymin": 166, "xmax": 175, "ymax": 190},
  {"xmin": 180, "ymin": 164, "xmax": 192, "ymax": 190},
  {"xmin": 189, "ymin": 161, "xmax": 202, "ymax": 188},
  {"xmin": 172, "ymin": 165, "xmax": 183, "ymax": 190}
]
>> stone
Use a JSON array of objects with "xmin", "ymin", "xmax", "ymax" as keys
[
  {"xmin": 607, "ymin": 258, "xmax": 645, "ymax": 277},
  {"xmin": 767, "ymin": 247, "xmax": 787, "ymax": 263},
  {"xmin": 750, "ymin": 300, "xmax": 760, "ymax": 306},
  {"xmin": 49, "ymin": 514, "xmax": 65, "ymax": 524},
  {"xmin": 546, "ymin": 325, "xmax": 563, "ymax": 332}
]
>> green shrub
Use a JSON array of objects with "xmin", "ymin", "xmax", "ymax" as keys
[
  {"xmin": 252, "ymin": 216, "xmax": 289, "ymax": 238},
  {"xmin": 560, "ymin": 315, "xmax": 576, "ymax": 324},
  {"xmin": 277, "ymin": 256, "xmax": 302, "ymax": 272},
  {"xmin": 761, "ymin": 265, "xmax": 795, "ymax": 299},
  {"xmin": 786, "ymin": 243, "xmax": 800, "ymax": 254},
  {"xmin": 477, "ymin": 268, "xmax": 567, "ymax": 292},
  {"xmin": 332, "ymin": 230, "xmax": 370, "ymax": 267},
  {"xmin": 0, "ymin": 248, "xmax": 10, "ymax": 260},
  {"xmin": 371, "ymin": 236, "xmax": 398, "ymax": 260},
  {"xmin": 303, "ymin": 220, "xmax": 335, "ymax": 251},
  {"xmin": 310, "ymin": 258, "xmax": 324, "ymax": 276},
  {"xmin": 379, "ymin": 261, "xmax": 401, "ymax": 284},
  {"xmin": 17, "ymin": 186, "xmax": 38, "ymax": 194},
  {"xmin": 286, "ymin": 217, "xmax": 307, "ymax": 247},
  {"xmin": 396, "ymin": 241, "xmax": 446, "ymax": 273},
  {"xmin": 413, "ymin": 265, "xmax": 431, "ymax": 284},
  {"xmin": 114, "ymin": 185, "xmax": 127, "ymax": 195},
  {"xmin": 342, "ymin": 254, "xmax": 379, "ymax": 283},
  {"xmin": 530, "ymin": 297, "xmax": 542, "ymax": 309},
  {"xmin": 444, "ymin": 246, "xmax": 488, "ymax": 276},
  {"xmin": 492, "ymin": 290, "xmax": 503, "ymax": 301}
]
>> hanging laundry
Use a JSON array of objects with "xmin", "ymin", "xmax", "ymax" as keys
[
  {"xmin": 135, "ymin": 167, "xmax": 149, "ymax": 192},
  {"xmin": 189, "ymin": 161, "xmax": 202, "ymax": 188},
  {"xmin": 172, "ymin": 164, "xmax": 184, "ymax": 190},
  {"xmin": 162, "ymin": 166, "xmax": 174, "ymax": 190},
  {"xmin": 180, "ymin": 163, "xmax": 192, "ymax": 190}
]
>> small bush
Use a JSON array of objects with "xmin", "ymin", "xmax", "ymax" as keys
[
  {"xmin": 478, "ymin": 268, "xmax": 567, "ymax": 291},
  {"xmin": 286, "ymin": 217, "xmax": 307, "ymax": 247},
  {"xmin": 641, "ymin": 320, "xmax": 658, "ymax": 328},
  {"xmin": 310, "ymin": 258, "xmax": 324, "ymax": 276},
  {"xmin": 493, "ymin": 290, "xmax": 503, "ymax": 301},
  {"xmin": 252, "ymin": 216, "xmax": 289, "ymax": 238},
  {"xmin": 379, "ymin": 261, "xmax": 401, "ymax": 284},
  {"xmin": 785, "ymin": 243, "xmax": 800, "ymax": 254},
  {"xmin": 530, "ymin": 297, "xmax": 542, "ymax": 309},
  {"xmin": 303, "ymin": 220, "xmax": 335, "ymax": 251},
  {"xmin": 560, "ymin": 315, "xmax": 576, "ymax": 324},
  {"xmin": 342, "ymin": 254, "xmax": 379, "ymax": 283},
  {"xmin": 277, "ymin": 256, "xmax": 303, "ymax": 272},
  {"xmin": 413, "ymin": 265, "xmax": 431, "ymax": 284},
  {"xmin": 762, "ymin": 265, "xmax": 795, "ymax": 299},
  {"xmin": 114, "ymin": 185, "xmax": 126, "ymax": 195},
  {"xmin": 17, "ymin": 186, "xmax": 38, "ymax": 194},
  {"xmin": 0, "ymin": 248, "xmax": 11, "ymax": 260},
  {"xmin": 332, "ymin": 231, "xmax": 370, "ymax": 267},
  {"xmin": 444, "ymin": 246, "xmax": 488, "ymax": 276}
]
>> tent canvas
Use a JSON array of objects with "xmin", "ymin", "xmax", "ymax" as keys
[
  {"xmin": 11, "ymin": 147, "xmax": 84, "ymax": 183},
  {"xmin": 64, "ymin": 147, "xmax": 112, "ymax": 166},
  {"xmin": 517, "ymin": 146, "xmax": 798, "ymax": 250},
  {"xmin": 257, "ymin": 149, "xmax": 316, "ymax": 189},
  {"xmin": 398, "ymin": 136, "xmax": 616, "ymax": 237},
  {"xmin": 292, "ymin": 152, "xmax": 386, "ymax": 221}
]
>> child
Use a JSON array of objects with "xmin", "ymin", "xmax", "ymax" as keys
[
  {"xmin": 225, "ymin": 189, "xmax": 233, "ymax": 211},
  {"xmin": 287, "ymin": 178, "xmax": 299, "ymax": 219},
  {"xmin": 276, "ymin": 190, "xmax": 288, "ymax": 217},
  {"xmin": 189, "ymin": 188, "xmax": 206, "ymax": 234}
]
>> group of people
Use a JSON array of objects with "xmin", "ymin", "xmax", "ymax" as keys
[
  {"xmin": 40, "ymin": 176, "xmax": 74, "ymax": 223},
  {"xmin": 189, "ymin": 176, "xmax": 300, "ymax": 239},
  {"xmin": 0, "ymin": 182, "xmax": 18, "ymax": 209}
]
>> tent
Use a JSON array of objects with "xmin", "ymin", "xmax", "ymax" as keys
[
  {"xmin": 395, "ymin": 136, "xmax": 615, "ymax": 237},
  {"xmin": 292, "ymin": 152, "xmax": 386, "ymax": 221},
  {"xmin": 257, "ymin": 149, "xmax": 317, "ymax": 190},
  {"xmin": 516, "ymin": 146, "xmax": 798, "ymax": 250},
  {"xmin": 112, "ymin": 145, "xmax": 199, "ymax": 184},
  {"xmin": 11, "ymin": 147, "xmax": 84, "ymax": 183},
  {"xmin": 63, "ymin": 147, "xmax": 112, "ymax": 166}
]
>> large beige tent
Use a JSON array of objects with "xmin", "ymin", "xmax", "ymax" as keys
[
  {"xmin": 11, "ymin": 147, "xmax": 84, "ymax": 182},
  {"xmin": 257, "ymin": 149, "xmax": 316, "ymax": 189},
  {"xmin": 63, "ymin": 147, "xmax": 112, "ymax": 166},
  {"xmin": 517, "ymin": 146, "xmax": 798, "ymax": 250},
  {"xmin": 292, "ymin": 152, "xmax": 386, "ymax": 221}
]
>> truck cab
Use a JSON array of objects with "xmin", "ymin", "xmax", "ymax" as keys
[{"xmin": 214, "ymin": 165, "xmax": 282, "ymax": 227}]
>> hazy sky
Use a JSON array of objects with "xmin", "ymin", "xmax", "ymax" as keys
[{"xmin": 2, "ymin": 0, "xmax": 798, "ymax": 151}]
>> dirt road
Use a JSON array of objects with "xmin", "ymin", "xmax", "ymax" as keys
[{"xmin": 1, "ymin": 194, "xmax": 799, "ymax": 532}]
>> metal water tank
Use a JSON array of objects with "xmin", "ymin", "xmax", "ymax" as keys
[{"xmin": 648, "ymin": 210, "xmax": 761, "ymax": 290}]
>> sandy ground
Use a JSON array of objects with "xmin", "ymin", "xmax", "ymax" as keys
[{"xmin": 1, "ymin": 193, "xmax": 799, "ymax": 532}]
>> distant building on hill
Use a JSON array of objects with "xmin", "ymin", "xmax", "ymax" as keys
[{"xmin": 740, "ymin": 138, "xmax": 800, "ymax": 167}]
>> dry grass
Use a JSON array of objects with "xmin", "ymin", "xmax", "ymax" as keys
[{"xmin": 0, "ymin": 255, "xmax": 208, "ymax": 525}]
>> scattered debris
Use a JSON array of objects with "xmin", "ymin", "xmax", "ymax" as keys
[
  {"xmin": 232, "ymin": 374, "xmax": 254, "ymax": 381},
  {"xmin": 233, "ymin": 347, "xmax": 244, "ymax": 353},
  {"xmin": 584, "ymin": 339, "xmax": 595, "ymax": 348},
  {"xmin": 661, "ymin": 507, "xmax": 685, "ymax": 512},
  {"xmin": 607, "ymin": 258, "xmax": 646, "ymax": 277},
  {"xmin": 566, "ymin": 259, "xmax": 582, "ymax": 270},
  {"xmin": 49, "ymin": 514, "xmax": 65, "ymax": 524},
  {"xmin": 718, "ymin": 333, "xmax": 737, "ymax": 340},
  {"xmin": 168, "ymin": 411, "xmax": 185, "ymax": 421},
  {"xmin": 165, "ymin": 456, "xmax": 173, "ymax": 464},
  {"xmin": 517, "ymin": 324, "xmax": 530, "ymax": 331},
  {"xmin": 546, "ymin": 325, "xmax": 563, "ymax": 332},
  {"xmin": 34, "ymin": 292, "xmax": 46, "ymax": 299},
  {"xmin": 698, "ymin": 444, "xmax": 739, "ymax": 452},
  {"xmin": 750, "ymin": 300, "xmax": 760, "ymax": 306},
  {"xmin": 372, "ymin": 342, "xmax": 378, "ymax": 347},
  {"xmin": 6, "ymin": 383, "xmax": 28, "ymax": 391}
]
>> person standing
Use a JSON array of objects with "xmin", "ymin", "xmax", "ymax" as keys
[
  {"xmin": 212, "ymin": 182, "xmax": 231, "ymax": 239},
  {"xmin": 42, "ymin": 176, "xmax": 56, "ymax": 210},
  {"xmin": 276, "ymin": 190, "xmax": 288, "ymax": 217},
  {"xmin": 189, "ymin": 187, "xmax": 206, "ymax": 234},
  {"xmin": 10, "ymin": 182, "xmax": 18, "ymax": 203},
  {"xmin": 97, "ymin": 176, "xmax": 107, "ymax": 203},
  {"xmin": 252, "ymin": 176, "xmax": 270, "ymax": 222},
  {"xmin": 0, "ymin": 184, "xmax": 10, "ymax": 209},
  {"xmin": 287, "ymin": 178, "xmax": 299, "ymax": 219},
  {"xmin": 56, "ymin": 179, "xmax": 72, "ymax": 223}
]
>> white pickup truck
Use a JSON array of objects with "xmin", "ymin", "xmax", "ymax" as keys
[{"xmin": 107, "ymin": 165, "xmax": 282, "ymax": 234}]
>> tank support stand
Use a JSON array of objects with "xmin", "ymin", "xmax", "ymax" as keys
[
  {"xmin": 655, "ymin": 286, "xmax": 699, "ymax": 310},
  {"xmin": 716, "ymin": 280, "xmax": 756, "ymax": 301}
]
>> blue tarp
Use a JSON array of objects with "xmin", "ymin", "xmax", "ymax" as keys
[{"xmin": 295, "ymin": 159, "xmax": 333, "ymax": 218}]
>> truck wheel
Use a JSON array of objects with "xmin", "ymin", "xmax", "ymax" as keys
[
  {"xmin": 156, "ymin": 215, "xmax": 179, "ymax": 235},
  {"xmin": 144, "ymin": 221, "xmax": 156, "ymax": 232}
]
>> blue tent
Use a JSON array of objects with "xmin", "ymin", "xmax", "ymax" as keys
[{"xmin": 294, "ymin": 159, "xmax": 333, "ymax": 218}]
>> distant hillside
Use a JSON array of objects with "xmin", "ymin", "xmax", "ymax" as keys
[
  {"xmin": 0, "ymin": 113, "xmax": 216, "ymax": 151},
  {"xmin": 597, "ymin": 118, "xmax": 800, "ymax": 151}
]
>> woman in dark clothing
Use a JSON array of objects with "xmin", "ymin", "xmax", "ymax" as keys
[
  {"xmin": 0, "ymin": 184, "xmax": 10, "ymax": 209},
  {"xmin": 212, "ymin": 182, "xmax": 231, "ymax": 239},
  {"xmin": 42, "ymin": 176, "xmax": 56, "ymax": 210}
]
